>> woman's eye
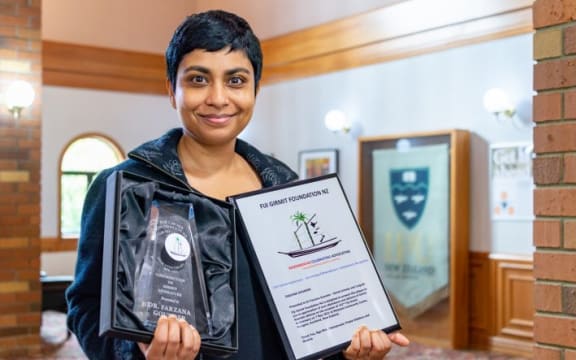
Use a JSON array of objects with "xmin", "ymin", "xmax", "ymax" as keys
[
  {"xmin": 189, "ymin": 75, "xmax": 207, "ymax": 84},
  {"xmin": 229, "ymin": 77, "xmax": 245, "ymax": 86}
]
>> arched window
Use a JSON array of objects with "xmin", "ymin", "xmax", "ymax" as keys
[{"xmin": 60, "ymin": 134, "xmax": 124, "ymax": 238}]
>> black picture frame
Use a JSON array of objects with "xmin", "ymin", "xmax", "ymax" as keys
[{"xmin": 229, "ymin": 174, "xmax": 400, "ymax": 360}]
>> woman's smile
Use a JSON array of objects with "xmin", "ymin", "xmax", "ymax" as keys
[{"xmin": 198, "ymin": 113, "xmax": 235, "ymax": 125}]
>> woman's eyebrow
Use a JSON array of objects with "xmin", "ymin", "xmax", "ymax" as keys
[
  {"xmin": 182, "ymin": 65, "xmax": 210, "ymax": 74},
  {"xmin": 225, "ymin": 67, "xmax": 251, "ymax": 76},
  {"xmin": 181, "ymin": 66, "xmax": 252, "ymax": 76}
]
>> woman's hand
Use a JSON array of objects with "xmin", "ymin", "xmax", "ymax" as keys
[
  {"xmin": 342, "ymin": 326, "xmax": 409, "ymax": 360},
  {"xmin": 138, "ymin": 315, "xmax": 201, "ymax": 360}
]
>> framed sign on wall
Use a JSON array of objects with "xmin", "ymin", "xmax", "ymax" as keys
[
  {"xmin": 358, "ymin": 130, "xmax": 470, "ymax": 349},
  {"xmin": 298, "ymin": 149, "xmax": 339, "ymax": 179},
  {"xmin": 490, "ymin": 142, "xmax": 533, "ymax": 222}
]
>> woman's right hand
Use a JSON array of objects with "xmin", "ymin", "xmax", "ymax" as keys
[{"xmin": 138, "ymin": 315, "xmax": 201, "ymax": 359}]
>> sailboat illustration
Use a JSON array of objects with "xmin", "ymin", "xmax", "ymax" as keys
[{"xmin": 278, "ymin": 211, "xmax": 341, "ymax": 258}]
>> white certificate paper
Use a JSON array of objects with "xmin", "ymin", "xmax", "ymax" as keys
[{"xmin": 230, "ymin": 174, "xmax": 400, "ymax": 360}]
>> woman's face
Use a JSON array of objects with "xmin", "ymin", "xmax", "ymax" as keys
[{"xmin": 169, "ymin": 47, "xmax": 257, "ymax": 147}]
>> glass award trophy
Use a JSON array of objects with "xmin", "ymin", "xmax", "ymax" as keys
[{"xmin": 132, "ymin": 199, "xmax": 213, "ymax": 335}]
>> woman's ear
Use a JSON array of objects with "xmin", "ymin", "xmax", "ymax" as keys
[{"xmin": 166, "ymin": 79, "xmax": 176, "ymax": 109}]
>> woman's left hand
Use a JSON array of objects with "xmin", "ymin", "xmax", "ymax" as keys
[{"xmin": 342, "ymin": 326, "xmax": 409, "ymax": 360}]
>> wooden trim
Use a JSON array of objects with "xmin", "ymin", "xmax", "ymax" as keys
[
  {"xmin": 449, "ymin": 130, "xmax": 471, "ymax": 349},
  {"xmin": 42, "ymin": 41, "xmax": 167, "ymax": 95},
  {"xmin": 260, "ymin": 0, "xmax": 533, "ymax": 84},
  {"xmin": 490, "ymin": 336, "xmax": 534, "ymax": 358},
  {"xmin": 468, "ymin": 252, "xmax": 491, "ymax": 349},
  {"xmin": 42, "ymin": 237, "xmax": 78, "ymax": 252},
  {"xmin": 469, "ymin": 252, "xmax": 534, "ymax": 356},
  {"xmin": 490, "ymin": 255, "xmax": 534, "ymax": 358},
  {"xmin": 41, "ymin": 0, "xmax": 533, "ymax": 92}
]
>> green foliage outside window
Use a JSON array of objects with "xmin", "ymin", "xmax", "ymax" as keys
[
  {"xmin": 60, "ymin": 136, "xmax": 123, "ymax": 238},
  {"xmin": 61, "ymin": 173, "xmax": 93, "ymax": 236}
]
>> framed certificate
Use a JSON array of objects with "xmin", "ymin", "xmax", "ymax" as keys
[{"xmin": 230, "ymin": 174, "xmax": 400, "ymax": 360}]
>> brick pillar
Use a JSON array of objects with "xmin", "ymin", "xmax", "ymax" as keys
[
  {"xmin": 532, "ymin": 0, "xmax": 576, "ymax": 358},
  {"xmin": 0, "ymin": 0, "xmax": 42, "ymax": 357}
]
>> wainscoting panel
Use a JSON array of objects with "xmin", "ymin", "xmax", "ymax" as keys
[
  {"xmin": 490, "ymin": 254, "xmax": 534, "ymax": 358},
  {"xmin": 468, "ymin": 253, "xmax": 534, "ymax": 357}
]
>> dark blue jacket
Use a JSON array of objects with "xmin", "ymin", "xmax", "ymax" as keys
[{"xmin": 66, "ymin": 128, "xmax": 346, "ymax": 359}]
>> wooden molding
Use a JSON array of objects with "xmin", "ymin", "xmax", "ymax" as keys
[
  {"xmin": 490, "ymin": 255, "xmax": 534, "ymax": 358},
  {"xmin": 260, "ymin": 0, "xmax": 533, "ymax": 84},
  {"xmin": 468, "ymin": 252, "xmax": 534, "ymax": 356},
  {"xmin": 41, "ymin": 0, "xmax": 533, "ymax": 92},
  {"xmin": 42, "ymin": 237, "xmax": 77, "ymax": 252},
  {"xmin": 450, "ymin": 129, "xmax": 471, "ymax": 349},
  {"xmin": 468, "ymin": 252, "xmax": 492, "ymax": 349},
  {"xmin": 42, "ymin": 41, "xmax": 167, "ymax": 95},
  {"xmin": 490, "ymin": 336, "xmax": 534, "ymax": 358}
]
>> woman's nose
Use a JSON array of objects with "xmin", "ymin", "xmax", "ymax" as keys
[{"xmin": 205, "ymin": 83, "xmax": 228, "ymax": 106}]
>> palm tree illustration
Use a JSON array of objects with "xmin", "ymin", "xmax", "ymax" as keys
[{"xmin": 290, "ymin": 211, "xmax": 315, "ymax": 249}]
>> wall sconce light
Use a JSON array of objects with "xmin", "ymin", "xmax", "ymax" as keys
[
  {"xmin": 324, "ymin": 109, "xmax": 350, "ymax": 133},
  {"xmin": 324, "ymin": 109, "xmax": 361, "ymax": 138},
  {"xmin": 4, "ymin": 80, "xmax": 35, "ymax": 120},
  {"xmin": 482, "ymin": 88, "xmax": 516, "ymax": 121}
]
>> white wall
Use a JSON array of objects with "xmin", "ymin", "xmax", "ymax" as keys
[{"xmin": 250, "ymin": 34, "xmax": 534, "ymax": 255}]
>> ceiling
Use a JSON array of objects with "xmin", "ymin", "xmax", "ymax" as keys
[{"xmin": 41, "ymin": 0, "xmax": 403, "ymax": 54}]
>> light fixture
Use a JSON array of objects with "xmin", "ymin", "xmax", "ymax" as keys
[
  {"xmin": 4, "ymin": 80, "xmax": 35, "ymax": 120},
  {"xmin": 324, "ymin": 109, "xmax": 362, "ymax": 138},
  {"xmin": 324, "ymin": 109, "xmax": 351, "ymax": 134},
  {"xmin": 482, "ymin": 88, "xmax": 516, "ymax": 121}
]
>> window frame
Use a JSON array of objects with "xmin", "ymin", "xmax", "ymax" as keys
[{"xmin": 56, "ymin": 133, "xmax": 125, "ymax": 245}]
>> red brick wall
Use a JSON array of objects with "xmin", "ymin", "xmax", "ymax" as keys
[
  {"xmin": 533, "ymin": 0, "xmax": 576, "ymax": 357},
  {"xmin": 0, "ymin": 0, "xmax": 42, "ymax": 357}
]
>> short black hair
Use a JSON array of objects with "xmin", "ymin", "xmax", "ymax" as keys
[{"xmin": 165, "ymin": 10, "xmax": 263, "ymax": 92}]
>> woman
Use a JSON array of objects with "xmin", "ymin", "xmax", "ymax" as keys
[{"xmin": 66, "ymin": 10, "xmax": 409, "ymax": 360}]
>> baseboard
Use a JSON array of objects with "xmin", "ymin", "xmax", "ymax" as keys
[{"xmin": 490, "ymin": 335, "xmax": 533, "ymax": 358}]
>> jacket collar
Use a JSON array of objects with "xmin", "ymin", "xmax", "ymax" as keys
[{"xmin": 128, "ymin": 128, "xmax": 296, "ymax": 188}]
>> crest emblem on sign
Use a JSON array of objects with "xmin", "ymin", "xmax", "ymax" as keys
[{"xmin": 390, "ymin": 168, "xmax": 429, "ymax": 229}]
